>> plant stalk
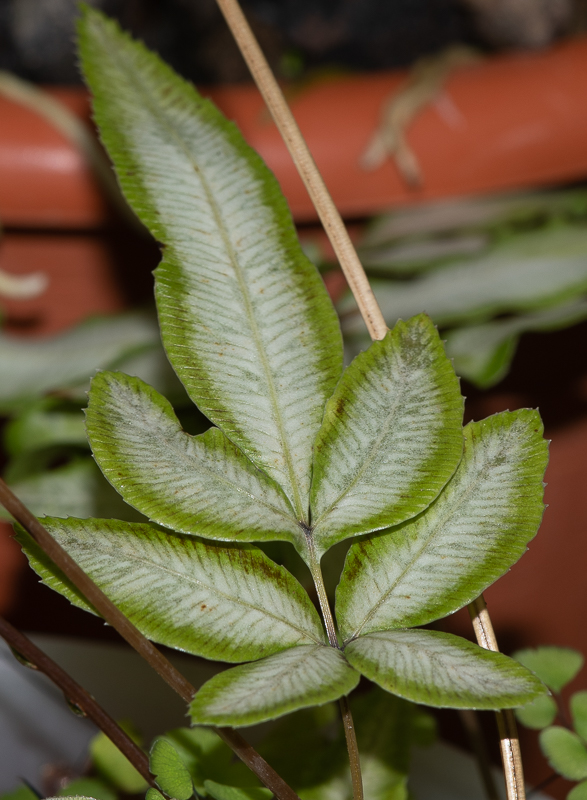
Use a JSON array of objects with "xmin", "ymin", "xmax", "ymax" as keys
[
  {"xmin": 214, "ymin": 0, "xmax": 387, "ymax": 343},
  {"xmin": 0, "ymin": 478, "xmax": 302, "ymax": 800},
  {"xmin": 0, "ymin": 615, "xmax": 155, "ymax": 786},
  {"xmin": 307, "ymin": 543, "xmax": 364, "ymax": 800},
  {"xmin": 469, "ymin": 596, "xmax": 526, "ymax": 800},
  {"xmin": 212, "ymin": 5, "xmax": 524, "ymax": 800}
]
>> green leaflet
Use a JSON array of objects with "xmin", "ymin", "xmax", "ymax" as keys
[
  {"xmin": 539, "ymin": 727, "xmax": 587, "ymax": 781},
  {"xmin": 310, "ymin": 315, "xmax": 463, "ymax": 555},
  {"xmin": 336, "ymin": 410, "xmax": 547, "ymax": 640},
  {"xmin": 79, "ymin": 8, "xmax": 342, "ymax": 521},
  {"xmin": 162, "ymin": 728, "xmax": 257, "ymax": 796},
  {"xmin": 190, "ymin": 645, "xmax": 360, "ymax": 726},
  {"xmin": 150, "ymin": 738, "xmax": 194, "ymax": 800},
  {"xmin": 18, "ymin": 518, "xmax": 326, "ymax": 662},
  {"xmin": 569, "ymin": 782, "xmax": 587, "ymax": 800},
  {"xmin": 515, "ymin": 695, "xmax": 558, "ymax": 730},
  {"xmin": 514, "ymin": 647, "xmax": 584, "ymax": 693},
  {"xmin": 146, "ymin": 791, "xmax": 166, "ymax": 800},
  {"xmin": 86, "ymin": 372, "xmax": 304, "ymax": 548},
  {"xmin": 344, "ymin": 630, "xmax": 545, "ymax": 709}
]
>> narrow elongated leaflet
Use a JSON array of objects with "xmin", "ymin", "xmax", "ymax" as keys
[
  {"xmin": 78, "ymin": 8, "xmax": 343, "ymax": 521},
  {"xmin": 87, "ymin": 372, "xmax": 304, "ymax": 548},
  {"xmin": 344, "ymin": 630, "xmax": 545, "ymax": 709},
  {"xmin": 336, "ymin": 410, "xmax": 547, "ymax": 641},
  {"xmin": 18, "ymin": 518, "xmax": 326, "ymax": 662},
  {"xmin": 310, "ymin": 314, "xmax": 463, "ymax": 554},
  {"xmin": 190, "ymin": 645, "xmax": 360, "ymax": 726}
]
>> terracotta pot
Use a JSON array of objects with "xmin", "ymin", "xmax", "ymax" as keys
[{"xmin": 2, "ymin": 37, "xmax": 587, "ymax": 227}]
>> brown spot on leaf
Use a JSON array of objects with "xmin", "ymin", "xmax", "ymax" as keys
[{"xmin": 334, "ymin": 395, "xmax": 347, "ymax": 418}]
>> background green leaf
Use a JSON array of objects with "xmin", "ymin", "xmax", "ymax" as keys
[
  {"xmin": 310, "ymin": 315, "xmax": 463, "ymax": 555},
  {"xmin": 344, "ymin": 630, "xmax": 545, "ymax": 709},
  {"xmin": 18, "ymin": 518, "xmax": 326, "ymax": 662},
  {"xmin": 539, "ymin": 726, "xmax": 587, "ymax": 781},
  {"xmin": 163, "ymin": 728, "xmax": 259, "ymax": 796},
  {"xmin": 342, "ymin": 226, "xmax": 587, "ymax": 333},
  {"xmin": 0, "ymin": 458, "xmax": 143, "ymax": 522},
  {"xmin": 336, "ymin": 410, "xmax": 547, "ymax": 640},
  {"xmin": 4, "ymin": 398, "xmax": 87, "ymax": 456},
  {"xmin": 203, "ymin": 782, "xmax": 272, "ymax": 800},
  {"xmin": 513, "ymin": 647, "xmax": 584, "ymax": 693},
  {"xmin": 79, "ymin": 7, "xmax": 343, "ymax": 521},
  {"xmin": 89, "ymin": 723, "xmax": 147, "ymax": 793},
  {"xmin": 146, "ymin": 790, "xmax": 166, "ymax": 800},
  {"xmin": 568, "ymin": 780, "xmax": 587, "ymax": 800},
  {"xmin": 444, "ymin": 300, "xmax": 587, "ymax": 388},
  {"xmin": 0, "ymin": 311, "xmax": 177, "ymax": 412},
  {"xmin": 515, "ymin": 694, "xmax": 558, "ymax": 730},
  {"xmin": 86, "ymin": 371, "xmax": 303, "ymax": 548},
  {"xmin": 255, "ymin": 689, "xmax": 435, "ymax": 800},
  {"xmin": 150, "ymin": 738, "xmax": 194, "ymax": 800},
  {"xmin": 190, "ymin": 645, "xmax": 359, "ymax": 726}
]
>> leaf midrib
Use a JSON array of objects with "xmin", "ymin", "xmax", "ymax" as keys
[
  {"xmin": 345, "ymin": 441, "xmax": 506, "ymax": 642},
  {"xmin": 104, "ymin": 36, "xmax": 307, "ymax": 521},
  {"xmin": 76, "ymin": 534, "xmax": 325, "ymax": 645}
]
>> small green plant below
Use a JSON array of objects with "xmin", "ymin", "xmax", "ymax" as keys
[
  {"xmin": 514, "ymin": 646, "xmax": 587, "ymax": 799},
  {"xmin": 1, "ymin": 6, "xmax": 557, "ymax": 799}
]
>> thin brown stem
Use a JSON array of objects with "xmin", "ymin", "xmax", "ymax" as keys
[
  {"xmin": 469, "ymin": 596, "xmax": 526, "ymax": 800},
  {"xmin": 306, "ymin": 543, "xmax": 338, "ymax": 648},
  {"xmin": 0, "ymin": 479, "xmax": 301, "ymax": 800},
  {"xmin": 339, "ymin": 695, "xmax": 364, "ymax": 800},
  {"xmin": 306, "ymin": 545, "xmax": 363, "ymax": 800},
  {"xmin": 0, "ymin": 615, "xmax": 155, "ymax": 786},
  {"xmin": 214, "ymin": 0, "xmax": 387, "ymax": 342}
]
